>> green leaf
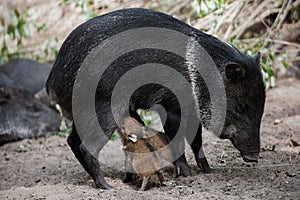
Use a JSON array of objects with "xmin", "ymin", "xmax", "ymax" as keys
[
  {"xmin": 110, "ymin": 131, "xmax": 120, "ymax": 141},
  {"xmin": 163, "ymin": 179, "xmax": 177, "ymax": 186},
  {"xmin": 14, "ymin": 9, "xmax": 20, "ymax": 18},
  {"xmin": 136, "ymin": 108, "xmax": 160, "ymax": 127},
  {"xmin": 36, "ymin": 23, "xmax": 47, "ymax": 32},
  {"xmin": 7, "ymin": 24, "xmax": 16, "ymax": 39}
]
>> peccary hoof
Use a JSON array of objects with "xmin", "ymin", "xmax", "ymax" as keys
[
  {"xmin": 197, "ymin": 157, "xmax": 211, "ymax": 173},
  {"xmin": 174, "ymin": 157, "xmax": 192, "ymax": 177},
  {"xmin": 95, "ymin": 179, "xmax": 113, "ymax": 190}
]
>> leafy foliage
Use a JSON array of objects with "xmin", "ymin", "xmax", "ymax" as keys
[
  {"xmin": 159, "ymin": 0, "xmax": 300, "ymax": 89},
  {"xmin": 137, "ymin": 108, "xmax": 161, "ymax": 127},
  {"xmin": 0, "ymin": 8, "xmax": 58, "ymax": 64},
  {"xmin": 51, "ymin": 120, "xmax": 71, "ymax": 137},
  {"xmin": 60, "ymin": 0, "xmax": 96, "ymax": 19},
  {"xmin": 2, "ymin": 0, "xmax": 298, "ymax": 89}
]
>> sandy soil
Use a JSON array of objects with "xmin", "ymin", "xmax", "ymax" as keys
[{"xmin": 0, "ymin": 78, "xmax": 299, "ymax": 200}]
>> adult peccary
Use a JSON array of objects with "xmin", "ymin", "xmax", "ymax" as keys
[
  {"xmin": 0, "ymin": 58, "xmax": 53, "ymax": 107},
  {"xmin": 117, "ymin": 117, "xmax": 174, "ymax": 191},
  {"xmin": 46, "ymin": 8, "xmax": 266, "ymax": 189},
  {"xmin": 0, "ymin": 86, "xmax": 61, "ymax": 145},
  {"xmin": 0, "ymin": 58, "xmax": 50, "ymax": 95}
]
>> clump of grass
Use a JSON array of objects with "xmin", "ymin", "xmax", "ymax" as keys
[{"xmin": 50, "ymin": 104, "xmax": 71, "ymax": 137}]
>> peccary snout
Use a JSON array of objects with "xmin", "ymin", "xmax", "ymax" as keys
[{"xmin": 221, "ymin": 124, "xmax": 260, "ymax": 162}]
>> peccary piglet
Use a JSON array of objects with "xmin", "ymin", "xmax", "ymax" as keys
[{"xmin": 117, "ymin": 117, "xmax": 175, "ymax": 191}]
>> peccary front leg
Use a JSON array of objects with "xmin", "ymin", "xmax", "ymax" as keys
[
  {"xmin": 67, "ymin": 123, "xmax": 112, "ymax": 189},
  {"xmin": 189, "ymin": 124, "xmax": 211, "ymax": 173},
  {"xmin": 174, "ymin": 153, "xmax": 191, "ymax": 177}
]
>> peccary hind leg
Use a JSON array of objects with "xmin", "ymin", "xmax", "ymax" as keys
[
  {"xmin": 189, "ymin": 124, "xmax": 211, "ymax": 173},
  {"xmin": 67, "ymin": 123, "xmax": 112, "ymax": 189},
  {"xmin": 164, "ymin": 113, "xmax": 192, "ymax": 177}
]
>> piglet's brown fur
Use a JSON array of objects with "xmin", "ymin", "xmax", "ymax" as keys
[{"xmin": 117, "ymin": 117, "xmax": 175, "ymax": 191}]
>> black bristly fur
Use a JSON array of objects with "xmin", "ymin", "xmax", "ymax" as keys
[{"xmin": 46, "ymin": 8, "xmax": 266, "ymax": 189}]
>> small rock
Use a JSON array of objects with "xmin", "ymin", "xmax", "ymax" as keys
[
  {"xmin": 15, "ymin": 144, "xmax": 30, "ymax": 153},
  {"xmin": 286, "ymin": 171, "xmax": 296, "ymax": 177},
  {"xmin": 3, "ymin": 153, "xmax": 9, "ymax": 161},
  {"xmin": 274, "ymin": 119, "xmax": 282, "ymax": 125},
  {"xmin": 290, "ymin": 139, "xmax": 299, "ymax": 147}
]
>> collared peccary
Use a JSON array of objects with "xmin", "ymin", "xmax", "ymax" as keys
[
  {"xmin": 46, "ymin": 8, "xmax": 266, "ymax": 189},
  {"xmin": 0, "ymin": 58, "xmax": 51, "ymax": 95},
  {"xmin": 0, "ymin": 58, "xmax": 53, "ymax": 107},
  {"xmin": 117, "ymin": 117, "xmax": 174, "ymax": 191},
  {"xmin": 0, "ymin": 86, "xmax": 61, "ymax": 145}
]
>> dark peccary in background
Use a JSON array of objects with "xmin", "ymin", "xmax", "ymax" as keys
[
  {"xmin": 46, "ymin": 8, "xmax": 266, "ymax": 189},
  {"xmin": 117, "ymin": 117, "xmax": 175, "ymax": 191},
  {"xmin": 0, "ymin": 58, "xmax": 61, "ymax": 145},
  {"xmin": 0, "ymin": 58, "xmax": 51, "ymax": 95},
  {"xmin": 0, "ymin": 86, "xmax": 61, "ymax": 146}
]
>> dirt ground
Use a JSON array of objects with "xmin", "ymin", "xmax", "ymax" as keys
[{"xmin": 0, "ymin": 78, "xmax": 299, "ymax": 199}]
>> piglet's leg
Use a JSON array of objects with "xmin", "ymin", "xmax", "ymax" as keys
[
  {"xmin": 156, "ymin": 171, "xmax": 165, "ymax": 185},
  {"xmin": 123, "ymin": 153, "xmax": 135, "ymax": 183},
  {"xmin": 139, "ymin": 176, "xmax": 150, "ymax": 191}
]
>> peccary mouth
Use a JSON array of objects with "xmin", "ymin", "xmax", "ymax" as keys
[{"xmin": 242, "ymin": 153, "xmax": 259, "ymax": 162}]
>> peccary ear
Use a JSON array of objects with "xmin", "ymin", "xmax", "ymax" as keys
[
  {"xmin": 225, "ymin": 62, "xmax": 245, "ymax": 82},
  {"xmin": 253, "ymin": 52, "xmax": 261, "ymax": 66}
]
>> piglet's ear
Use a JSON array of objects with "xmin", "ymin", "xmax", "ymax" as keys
[
  {"xmin": 124, "ymin": 117, "xmax": 144, "ymax": 137},
  {"xmin": 225, "ymin": 62, "xmax": 245, "ymax": 82}
]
